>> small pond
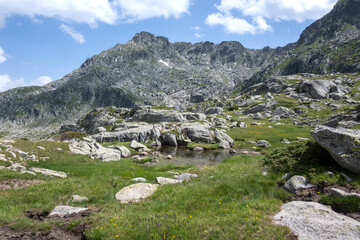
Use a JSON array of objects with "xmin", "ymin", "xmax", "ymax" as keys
[{"xmin": 157, "ymin": 146, "xmax": 237, "ymax": 166}]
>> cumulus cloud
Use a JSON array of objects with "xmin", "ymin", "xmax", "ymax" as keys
[
  {"xmin": 194, "ymin": 33, "xmax": 204, "ymax": 39},
  {"xmin": 0, "ymin": 0, "xmax": 191, "ymax": 28},
  {"xmin": 60, "ymin": 24, "xmax": 85, "ymax": 44},
  {"xmin": 114, "ymin": 0, "xmax": 190, "ymax": 22},
  {"xmin": 0, "ymin": 47, "xmax": 6, "ymax": 64},
  {"xmin": 206, "ymin": 0, "xmax": 337, "ymax": 35},
  {"xmin": 0, "ymin": 75, "xmax": 52, "ymax": 92}
]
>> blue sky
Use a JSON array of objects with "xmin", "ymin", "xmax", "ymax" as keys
[{"xmin": 0, "ymin": 0, "xmax": 338, "ymax": 92}]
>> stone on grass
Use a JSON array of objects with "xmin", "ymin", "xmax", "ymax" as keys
[
  {"xmin": 115, "ymin": 183, "xmax": 159, "ymax": 204},
  {"xmin": 49, "ymin": 206, "xmax": 88, "ymax": 217},
  {"xmin": 193, "ymin": 146, "xmax": 204, "ymax": 151},
  {"xmin": 175, "ymin": 173, "xmax": 198, "ymax": 182},
  {"xmin": 129, "ymin": 140, "xmax": 150, "ymax": 151},
  {"xmin": 273, "ymin": 201, "xmax": 360, "ymax": 240},
  {"xmin": 328, "ymin": 188, "xmax": 360, "ymax": 199},
  {"xmin": 156, "ymin": 177, "xmax": 181, "ymax": 185},
  {"xmin": 283, "ymin": 175, "xmax": 314, "ymax": 193},
  {"xmin": 131, "ymin": 177, "xmax": 147, "ymax": 182},
  {"xmin": 72, "ymin": 195, "xmax": 89, "ymax": 203},
  {"xmin": 29, "ymin": 167, "xmax": 67, "ymax": 178},
  {"xmin": 256, "ymin": 140, "xmax": 271, "ymax": 148},
  {"xmin": 311, "ymin": 125, "xmax": 360, "ymax": 174},
  {"xmin": 114, "ymin": 146, "xmax": 131, "ymax": 158}
]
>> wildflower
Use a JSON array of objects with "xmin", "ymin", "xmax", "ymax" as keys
[
  {"xmin": 189, "ymin": 216, "xmax": 192, "ymax": 218},
  {"xmin": 173, "ymin": 236, "xmax": 176, "ymax": 239},
  {"xmin": 219, "ymin": 202, "xmax": 221, "ymax": 204},
  {"xmin": 96, "ymin": 227, "xmax": 99, "ymax": 229},
  {"xmin": 130, "ymin": 225, "xmax": 133, "ymax": 228},
  {"xmin": 246, "ymin": 205, "xmax": 249, "ymax": 207},
  {"xmin": 114, "ymin": 224, "xmax": 117, "ymax": 226},
  {"xmin": 72, "ymin": 223, "xmax": 74, "ymax": 225},
  {"xmin": 116, "ymin": 235, "xmax": 119, "ymax": 238},
  {"xmin": 164, "ymin": 235, "xmax": 166, "ymax": 238}
]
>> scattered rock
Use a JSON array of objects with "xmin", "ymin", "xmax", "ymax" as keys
[
  {"xmin": 205, "ymin": 107, "xmax": 224, "ymax": 115},
  {"xmin": 296, "ymin": 137, "xmax": 310, "ymax": 141},
  {"xmin": 156, "ymin": 177, "xmax": 181, "ymax": 185},
  {"xmin": 311, "ymin": 125, "xmax": 360, "ymax": 174},
  {"xmin": 272, "ymin": 106, "xmax": 297, "ymax": 119},
  {"xmin": 131, "ymin": 177, "xmax": 147, "ymax": 182},
  {"xmin": 243, "ymin": 101, "xmax": 277, "ymax": 114},
  {"xmin": 129, "ymin": 140, "xmax": 150, "ymax": 151},
  {"xmin": 175, "ymin": 173, "xmax": 198, "ymax": 182},
  {"xmin": 229, "ymin": 149, "xmax": 236, "ymax": 154},
  {"xmin": 165, "ymin": 155, "xmax": 172, "ymax": 159},
  {"xmin": 281, "ymin": 139, "xmax": 291, "ymax": 144},
  {"xmin": 256, "ymin": 140, "xmax": 271, "ymax": 148},
  {"xmin": 113, "ymin": 146, "xmax": 131, "ymax": 158},
  {"xmin": 283, "ymin": 175, "xmax": 314, "ymax": 194},
  {"xmin": 273, "ymin": 201, "xmax": 360, "ymax": 240},
  {"xmin": 181, "ymin": 122, "xmax": 213, "ymax": 143},
  {"xmin": 29, "ymin": 167, "xmax": 67, "ymax": 178},
  {"xmin": 282, "ymin": 173, "xmax": 292, "ymax": 181},
  {"xmin": 193, "ymin": 146, "xmax": 204, "ymax": 151},
  {"xmin": 328, "ymin": 188, "xmax": 360, "ymax": 199},
  {"xmin": 71, "ymin": 195, "xmax": 89, "ymax": 203},
  {"xmin": 0, "ymin": 179, "xmax": 44, "ymax": 191},
  {"xmin": 37, "ymin": 146, "xmax": 46, "ymax": 150},
  {"xmin": 115, "ymin": 183, "xmax": 159, "ymax": 204},
  {"xmin": 160, "ymin": 133, "xmax": 178, "ymax": 146},
  {"xmin": 48, "ymin": 206, "xmax": 89, "ymax": 218}
]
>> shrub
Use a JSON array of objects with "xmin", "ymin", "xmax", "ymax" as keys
[
  {"xmin": 263, "ymin": 141, "xmax": 337, "ymax": 174},
  {"xmin": 187, "ymin": 143, "xmax": 219, "ymax": 150},
  {"xmin": 320, "ymin": 195, "xmax": 360, "ymax": 213},
  {"xmin": 60, "ymin": 131, "xmax": 89, "ymax": 141}
]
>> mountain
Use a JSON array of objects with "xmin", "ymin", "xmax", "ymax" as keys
[{"xmin": 0, "ymin": 0, "xmax": 359, "ymax": 137}]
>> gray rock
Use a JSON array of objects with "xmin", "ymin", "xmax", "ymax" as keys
[
  {"xmin": 9, "ymin": 164, "xmax": 26, "ymax": 172},
  {"xmin": 253, "ymin": 113, "xmax": 264, "ymax": 120},
  {"xmin": 205, "ymin": 107, "xmax": 223, "ymax": 115},
  {"xmin": 328, "ymin": 188, "xmax": 360, "ymax": 199},
  {"xmin": 182, "ymin": 112, "xmax": 206, "ymax": 121},
  {"xmin": 256, "ymin": 140, "xmax": 271, "ymax": 148},
  {"xmin": 49, "ymin": 205, "xmax": 89, "ymax": 217},
  {"xmin": 180, "ymin": 122, "xmax": 213, "ymax": 143},
  {"xmin": 273, "ymin": 201, "xmax": 360, "ymax": 240},
  {"xmin": 156, "ymin": 177, "xmax": 181, "ymax": 185},
  {"xmin": 243, "ymin": 101, "xmax": 277, "ymax": 114},
  {"xmin": 131, "ymin": 177, "xmax": 147, "ymax": 182},
  {"xmin": 281, "ymin": 139, "xmax": 291, "ymax": 144},
  {"xmin": 269, "ymin": 115, "xmax": 281, "ymax": 122},
  {"xmin": 115, "ymin": 183, "xmax": 159, "ymax": 204},
  {"xmin": 229, "ymin": 148, "xmax": 236, "ymax": 154},
  {"xmin": 283, "ymin": 176, "xmax": 314, "ymax": 193},
  {"xmin": 37, "ymin": 146, "xmax": 46, "ymax": 150},
  {"xmin": 193, "ymin": 146, "xmax": 204, "ymax": 151},
  {"xmin": 93, "ymin": 127, "xmax": 106, "ymax": 134},
  {"xmin": 311, "ymin": 125, "xmax": 360, "ymax": 174},
  {"xmin": 129, "ymin": 140, "xmax": 150, "ymax": 151},
  {"xmin": 238, "ymin": 122, "xmax": 247, "ymax": 128},
  {"xmin": 272, "ymin": 106, "xmax": 296, "ymax": 119},
  {"xmin": 297, "ymin": 80, "xmax": 335, "ymax": 99},
  {"xmin": 282, "ymin": 173, "xmax": 292, "ymax": 181},
  {"xmin": 72, "ymin": 195, "xmax": 89, "ymax": 203},
  {"xmin": 160, "ymin": 133, "xmax": 178, "ymax": 146},
  {"xmin": 214, "ymin": 129, "xmax": 234, "ymax": 148},
  {"xmin": 131, "ymin": 108, "xmax": 187, "ymax": 123},
  {"xmin": 29, "ymin": 167, "xmax": 67, "ymax": 178},
  {"xmin": 114, "ymin": 146, "xmax": 131, "ymax": 158},
  {"xmin": 175, "ymin": 173, "xmax": 198, "ymax": 182}
]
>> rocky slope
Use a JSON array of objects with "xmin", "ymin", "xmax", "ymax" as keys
[{"xmin": 0, "ymin": 0, "xmax": 359, "ymax": 137}]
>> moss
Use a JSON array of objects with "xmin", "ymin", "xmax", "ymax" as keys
[
  {"xmin": 187, "ymin": 143, "xmax": 220, "ymax": 150},
  {"xmin": 60, "ymin": 131, "xmax": 89, "ymax": 141}
]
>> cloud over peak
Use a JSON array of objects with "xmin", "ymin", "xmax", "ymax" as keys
[
  {"xmin": 206, "ymin": 0, "xmax": 337, "ymax": 35},
  {"xmin": 60, "ymin": 24, "xmax": 85, "ymax": 44}
]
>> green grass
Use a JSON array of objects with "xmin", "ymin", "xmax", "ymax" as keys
[
  {"xmin": 0, "ymin": 139, "xmax": 295, "ymax": 239},
  {"xmin": 187, "ymin": 143, "xmax": 220, "ymax": 150},
  {"xmin": 320, "ymin": 195, "xmax": 360, "ymax": 213}
]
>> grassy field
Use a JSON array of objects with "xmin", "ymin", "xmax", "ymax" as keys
[{"xmin": 0, "ymin": 117, "xmax": 359, "ymax": 239}]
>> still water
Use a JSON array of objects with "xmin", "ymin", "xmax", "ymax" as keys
[{"xmin": 157, "ymin": 146, "xmax": 237, "ymax": 166}]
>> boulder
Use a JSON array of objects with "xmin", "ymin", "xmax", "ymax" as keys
[
  {"xmin": 114, "ymin": 146, "xmax": 131, "ymax": 158},
  {"xmin": 160, "ymin": 133, "xmax": 178, "ymax": 146},
  {"xmin": 256, "ymin": 140, "xmax": 271, "ymax": 148},
  {"xmin": 175, "ymin": 173, "xmax": 198, "ymax": 182},
  {"xmin": 115, "ymin": 183, "xmax": 159, "ymax": 204},
  {"xmin": 156, "ymin": 177, "xmax": 181, "ymax": 185},
  {"xmin": 193, "ymin": 146, "xmax": 204, "ymax": 151},
  {"xmin": 238, "ymin": 122, "xmax": 247, "ymax": 128},
  {"xmin": 131, "ymin": 108, "xmax": 187, "ymax": 123},
  {"xmin": 243, "ymin": 101, "xmax": 277, "ymax": 114},
  {"xmin": 311, "ymin": 125, "xmax": 360, "ymax": 174},
  {"xmin": 131, "ymin": 177, "xmax": 147, "ymax": 182},
  {"xmin": 29, "ymin": 167, "xmax": 67, "ymax": 178},
  {"xmin": 180, "ymin": 122, "xmax": 213, "ymax": 143},
  {"xmin": 328, "ymin": 188, "xmax": 360, "ymax": 199},
  {"xmin": 129, "ymin": 140, "xmax": 150, "ymax": 151},
  {"xmin": 272, "ymin": 106, "xmax": 296, "ymax": 119},
  {"xmin": 273, "ymin": 201, "xmax": 360, "ymax": 240},
  {"xmin": 283, "ymin": 176, "xmax": 314, "ymax": 193},
  {"xmin": 182, "ymin": 112, "xmax": 206, "ymax": 121},
  {"xmin": 214, "ymin": 129, "xmax": 234, "ymax": 149},
  {"xmin": 49, "ymin": 206, "xmax": 88, "ymax": 217},
  {"xmin": 205, "ymin": 107, "xmax": 224, "ymax": 115},
  {"xmin": 297, "ymin": 80, "xmax": 335, "ymax": 99}
]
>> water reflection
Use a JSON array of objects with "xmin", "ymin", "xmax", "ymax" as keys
[{"xmin": 158, "ymin": 146, "xmax": 237, "ymax": 166}]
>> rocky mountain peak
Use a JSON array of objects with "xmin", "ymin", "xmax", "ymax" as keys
[{"xmin": 130, "ymin": 31, "xmax": 170, "ymax": 47}]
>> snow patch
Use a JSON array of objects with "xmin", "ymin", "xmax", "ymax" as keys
[{"xmin": 159, "ymin": 59, "xmax": 172, "ymax": 68}]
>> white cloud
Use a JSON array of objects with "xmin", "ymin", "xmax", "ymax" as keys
[
  {"xmin": 0, "ymin": 47, "xmax": 6, "ymax": 64},
  {"xmin": 60, "ymin": 24, "xmax": 85, "ymax": 44},
  {"xmin": 206, "ymin": 0, "xmax": 337, "ymax": 35},
  {"xmin": 0, "ymin": 0, "xmax": 191, "ymax": 28},
  {"xmin": 191, "ymin": 26, "xmax": 201, "ymax": 30},
  {"xmin": 114, "ymin": 0, "xmax": 190, "ymax": 22},
  {"xmin": 194, "ymin": 33, "xmax": 203, "ymax": 39},
  {"xmin": 0, "ymin": 75, "xmax": 52, "ymax": 92}
]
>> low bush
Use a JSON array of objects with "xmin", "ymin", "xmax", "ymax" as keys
[
  {"xmin": 60, "ymin": 131, "xmax": 89, "ymax": 141},
  {"xmin": 320, "ymin": 195, "xmax": 360, "ymax": 213}
]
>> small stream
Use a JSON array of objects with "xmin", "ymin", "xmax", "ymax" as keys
[{"xmin": 157, "ymin": 146, "xmax": 237, "ymax": 166}]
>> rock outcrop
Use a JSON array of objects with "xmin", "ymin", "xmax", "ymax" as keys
[
  {"xmin": 311, "ymin": 125, "xmax": 360, "ymax": 174},
  {"xmin": 115, "ymin": 183, "xmax": 159, "ymax": 204}
]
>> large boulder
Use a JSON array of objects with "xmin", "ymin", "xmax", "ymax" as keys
[
  {"xmin": 273, "ymin": 201, "xmax": 360, "ymax": 240},
  {"xmin": 214, "ymin": 129, "xmax": 234, "ymax": 149},
  {"xmin": 115, "ymin": 183, "xmax": 159, "ymax": 204},
  {"xmin": 159, "ymin": 133, "xmax": 178, "ymax": 146},
  {"xmin": 297, "ymin": 80, "xmax": 335, "ymax": 99},
  {"xmin": 272, "ymin": 106, "xmax": 297, "ymax": 119},
  {"xmin": 131, "ymin": 108, "xmax": 187, "ymax": 123},
  {"xmin": 243, "ymin": 101, "xmax": 277, "ymax": 114},
  {"xmin": 205, "ymin": 107, "xmax": 224, "ymax": 115},
  {"xmin": 311, "ymin": 125, "xmax": 360, "ymax": 174},
  {"xmin": 92, "ymin": 123, "xmax": 161, "ymax": 143},
  {"xmin": 69, "ymin": 137, "xmax": 122, "ymax": 161},
  {"xmin": 180, "ymin": 122, "xmax": 213, "ymax": 143}
]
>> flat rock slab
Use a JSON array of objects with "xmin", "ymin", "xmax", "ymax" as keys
[
  {"xmin": 156, "ymin": 177, "xmax": 181, "ymax": 185},
  {"xmin": 49, "ymin": 206, "xmax": 89, "ymax": 217},
  {"xmin": 273, "ymin": 201, "xmax": 360, "ymax": 240},
  {"xmin": 115, "ymin": 183, "xmax": 158, "ymax": 204},
  {"xmin": 29, "ymin": 167, "xmax": 67, "ymax": 178}
]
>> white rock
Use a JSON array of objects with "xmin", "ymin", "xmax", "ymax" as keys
[
  {"xmin": 131, "ymin": 177, "xmax": 147, "ymax": 182},
  {"xmin": 273, "ymin": 201, "xmax": 360, "ymax": 240},
  {"xmin": 115, "ymin": 183, "xmax": 158, "ymax": 204},
  {"xmin": 37, "ymin": 146, "xmax": 46, "ymax": 150},
  {"xmin": 49, "ymin": 205, "xmax": 88, "ymax": 217},
  {"xmin": 156, "ymin": 177, "xmax": 181, "ymax": 185},
  {"xmin": 72, "ymin": 195, "xmax": 89, "ymax": 203},
  {"xmin": 29, "ymin": 167, "xmax": 67, "ymax": 178}
]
